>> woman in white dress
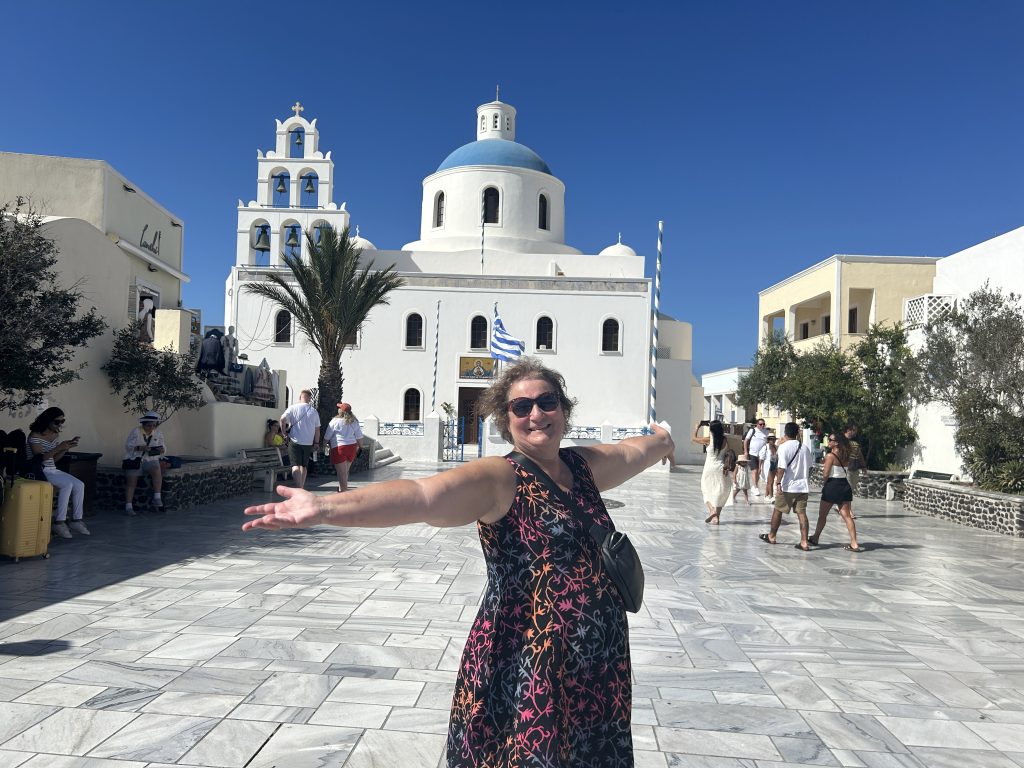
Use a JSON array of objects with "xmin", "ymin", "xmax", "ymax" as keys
[{"xmin": 693, "ymin": 420, "xmax": 733, "ymax": 524}]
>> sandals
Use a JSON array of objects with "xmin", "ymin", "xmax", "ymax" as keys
[
  {"xmin": 807, "ymin": 536, "xmax": 819, "ymax": 546},
  {"xmin": 705, "ymin": 513, "xmax": 720, "ymax": 524},
  {"xmin": 794, "ymin": 542, "xmax": 810, "ymax": 551},
  {"xmin": 758, "ymin": 533, "xmax": 776, "ymax": 545},
  {"xmin": 845, "ymin": 545, "xmax": 865, "ymax": 553}
]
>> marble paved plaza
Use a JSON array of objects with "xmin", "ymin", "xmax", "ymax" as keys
[{"xmin": 2, "ymin": 461, "xmax": 1024, "ymax": 767}]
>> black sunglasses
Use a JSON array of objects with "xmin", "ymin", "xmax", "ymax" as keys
[
  {"xmin": 54, "ymin": 418, "xmax": 66, "ymax": 424},
  {"xmin": 508, "ymin": 392, "xmax": 560, "ymax": 418}
]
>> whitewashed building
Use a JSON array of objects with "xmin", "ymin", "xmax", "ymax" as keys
[
  {"xmin": 700, "ymin": 367, "xmax": 750, "ymax": 425},
  {"xmin": 225, "ymin": 99, "xmax": 703, "ymax": 463},
  {"xmin": 905, "ymin": 225, "xmax": 1024, "ymax": 476}
]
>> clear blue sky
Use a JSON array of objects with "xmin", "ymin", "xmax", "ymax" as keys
[{"xmin": 4, "ymin": 1, "xmax": 1023, "ymax": 376}]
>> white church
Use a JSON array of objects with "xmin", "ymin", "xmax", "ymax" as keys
[{"xmin": 224, "ymin": 97, "xmax": 704, "ymax": 463}]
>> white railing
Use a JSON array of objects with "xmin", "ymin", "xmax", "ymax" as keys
[
  {"xmin": 904, "ymin": 294, "xmax": 955, "ymax": 328},
  {"xmin": 379, "ymin": 422, "xmax": 424, "ymax": 436}
]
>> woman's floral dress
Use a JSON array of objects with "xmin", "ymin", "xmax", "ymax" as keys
[{"xmin": 447, "ymin": 449, "xmax": 633, "ymax": 767}]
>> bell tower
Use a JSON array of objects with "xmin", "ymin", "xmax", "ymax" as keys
[{"xmin": 235, "ymin": 102, "xmax": 350, "ymax": 267}]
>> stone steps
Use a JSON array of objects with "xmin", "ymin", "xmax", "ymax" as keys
[{"xmin": 374, "ymin": 447, "xmax": 401, "ymax": 467}]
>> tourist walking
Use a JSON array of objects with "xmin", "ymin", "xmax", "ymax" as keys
[
  {"xmin": 323, "ymin": 402, "xmax": 363, "ymax": 492},
  {"xmin": 279, "ymin": 389, "xmax": 320, "ymax": 490},
  {"xmin": 845, "ymin": 422, "xmax": 864, "ymax": 497},
  {"xmin": 809, "ymin": 432, "xmax": 863, "ymax": 551},
  {"xmin": 123, "ymin": 411, "xmax": 167, "ymax": 516},
  {"xmin": 759, "ymin": 421, "xmax": 813, "ymax": 550},
  {"xmin": 744, "ymin": 418, "xmax": 769, "ymax": 497},
  {"xmin": 694, "ymin": 420, "xmax": 733, "ymax": 524},
  {"xmin": 732, "ymin": 454, "xmax": 752, "ymax": 505},
  {"xmin": 759, "ymin": 434, "xmax": 778, "ymax": 502},
  {"xmin": 243, "ymin": 358, "xmax": 675, "ymax": 767},
  {"xmin": 26, "ymin": 407, "xmax": 87, "ymax": 538}
]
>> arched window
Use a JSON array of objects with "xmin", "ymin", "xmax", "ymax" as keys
[
  {"xmin": 483, "ymin": 187, "xmax": 499, "ymax": 224},
  {"xmin": 480, "ymin": 115, "xmax": 486, "ymax": 132},
  {"xmin": 403, "ymin": 389, "xmax": 421, "ymax": 421},
  {"xmin": 405, "ymin": 313, "xmax": 424, "ymax": 348},
  {"xmin": 536, "ymin": 316, "xmax": 554, "ymax": 351},
  {"xmin": 538, "ymin": 194, "xmax": 549, "ymax": 230},
  {"xmin": 274, "ymin": 311, "xmax": 291, "ymax": 343},
  {"xmin": 434, "ymin": 192, "xmax": 445, "ymax": 228},
  {"xmin": 470, "ymin": 315, "xmax": 488, "ymax": 350},
  {"xmin": 289, "ymin": 128, "xmax": 304, "ymax": 159},
  {"xmin": 492, "ymin": 114, "xmax": 499, "ymax": 129},
  {"xmin": 505, "ymin": 116, "xmax": 511, "ymax": 130},
  {"xmin": 601, "ymin": 319, "xmax": 620, "ymax": 353}
]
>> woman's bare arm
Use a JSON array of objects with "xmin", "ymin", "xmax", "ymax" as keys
[
  {"xmin": 576, "ymin": 423, "xmax": 675, "ymax": 492},
  {"xmin": 242, "ymin": 456, "xmax": 517, "ymax": 532}
]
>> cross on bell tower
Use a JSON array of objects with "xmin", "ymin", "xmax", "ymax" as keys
[{"xmin": 291, "ymin": 101, "xmax": 304, "ymax": 117}]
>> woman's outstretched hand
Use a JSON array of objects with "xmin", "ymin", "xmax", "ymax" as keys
[
  {"xmin": 651, "ymin": 422, "xmax": 676, "ymax": 466},
  {"xmin": 242, "ymin": 486, "xmax": 323, "ymax": 531}
]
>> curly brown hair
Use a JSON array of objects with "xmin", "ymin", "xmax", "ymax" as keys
[{"xmin": 475, "ymin": 358, "xmax": 577, "ymax": 443}]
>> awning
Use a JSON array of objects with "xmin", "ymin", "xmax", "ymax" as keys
[{"xmin": 111, "ymin": 236, "xmax": 191, "ymax": 283}]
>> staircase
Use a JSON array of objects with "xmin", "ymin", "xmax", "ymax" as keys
[{"xmin": 371, "ymin": 440, "xmax": 401, "ymax": 468}]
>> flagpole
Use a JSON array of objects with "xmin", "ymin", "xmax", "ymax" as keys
[
  {"xmin": 480, "ymin": 193, "xmax": 485, "ymax": 275},
  {"xmin": 431, "ymin": 299, "xmax": 440, "ymax": 413},
  {"xmin": 649, "ymin": 220, "xmax": 663, "ymax": 424}
]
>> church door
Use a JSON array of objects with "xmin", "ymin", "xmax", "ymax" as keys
[{"xmin": 458, "ymin": 387, "xmax": 485, "ymax": 444}]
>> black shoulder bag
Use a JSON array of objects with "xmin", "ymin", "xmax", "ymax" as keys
[{"xmin": 506, "ymin": 451, "xmax": 644, "ymax": 613}]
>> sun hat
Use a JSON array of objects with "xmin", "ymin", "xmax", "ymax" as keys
[
  {"xmin": 139, "ymin": 411, "xmax": 161, "ymax": 423},
  {"xmin": 737, "ymin": 454, "xmax": 750, "ymax": 461},
  {"xmin": 337, "ymin": 402, "xmax": 351, "ymax": 412}
]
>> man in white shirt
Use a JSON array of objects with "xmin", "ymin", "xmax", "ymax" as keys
[
  {"xmin": 744, "ymin": 419, "xmax": 769, "ymax": 497},
  {"xmin": 280, "ymin": 389, "xmax": 321, "ymax": 490},
  {"xmin": 758, "ymin": 422, "xmax": 812, "ymax": 550}
]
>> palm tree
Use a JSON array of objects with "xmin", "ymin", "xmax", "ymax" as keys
[{"xmin": 245, "ymin": 224, "xmax": 404, "ymax": 429}]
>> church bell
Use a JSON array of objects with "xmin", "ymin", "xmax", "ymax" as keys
[
  {"xmin": 253, "ymin": 228, "xmax": 271, "ymax": 252},
  {"xmin": 304, "ymin": 177, "xmax": 315, "ymax": 195},
  {"xmin": 285, "ymin": 229, "xmax": 300, "ymax": 248},
  {"xmin": 275, "ymin": 177, "xmax": 287, "ymax": 194}
]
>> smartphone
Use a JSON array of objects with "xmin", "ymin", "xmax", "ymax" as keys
[{"xmin": 699, "ymin": 420, "xmax": 711, "ymax": 427}]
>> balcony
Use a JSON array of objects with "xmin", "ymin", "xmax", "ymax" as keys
[{"xmin": 904, "ymin": 294, "xmax": 955, "ymax": 328}]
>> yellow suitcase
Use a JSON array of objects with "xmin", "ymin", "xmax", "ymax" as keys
[{"xmin": 0, "ymin": 478, "xmax": 52, "ymax": 562}]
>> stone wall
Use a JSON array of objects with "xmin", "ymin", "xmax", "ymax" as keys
[
  {"xmin": 905, "ymin": 479, "xmax": 1024, "ymax": 537},
  {"xmin": 95, "ymin": 459, "xmax": 255, "ymax": 514},
  {"xmin": 806, "ymin": 464, "xmax": 907, "ymax": 499}
]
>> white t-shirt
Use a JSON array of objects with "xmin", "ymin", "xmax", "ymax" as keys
[
  {"xmin": 280, "ymin": 402, "xmax": 321, "ymax": 445},
  {"xmin": 746, "ymin": 426, "xmax": 768, "ymax": 456},
  {"xmin": 776, "ymin": 439, "xmax": 812, "ymax": 493},
  {"xmin": 324, "ymin": 417, "xmax": 363, "ymax": 448}
]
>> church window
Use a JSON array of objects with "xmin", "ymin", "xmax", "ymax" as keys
[
  {"xmin": 274, "ymin": 311, "xmax": 291, "ymax": 343},
  {"xmin": 480, "ymin": 115, "xmax": 486, "ymax": 132},
  {"xmin": 403, "ymin": 389, "xmax": 421, "ymax": 421},
  {"xmin": 538, "ymin": 194, "xmax": 549, "ymax": 230},
  {"xmin": 483, "ymin": 187, "xmax": 499, "ymax": 224},
  {"xmin": 492, "ymin": 114, "xmax": 499, "ymax": 129},
  {"xmin": 536, "ymin": 316, "xmax": 554, "ymax": 351},
  {"xmin": 505, "ymin": 116, "xmax": 510, "ymax": 131},
  {"xmin": 405, "ymin": 313, "xmax": 424, "ymax": 348},
  {"xmin": 289, "ymin": 128, "xmax": 304, "ymax": 159},
  {"xmin": 601, "ymin": 319, "xmax": 620, "ymax": 353},
  {"xmin": 435, "ymin": 192, "xmax": 445, "ymax": 228},
  {"xmin": 470, "ymin": 315, "xmax": 488, "ymax": 350}
]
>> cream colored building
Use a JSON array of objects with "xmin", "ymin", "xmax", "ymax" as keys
[
  {"xmin": 755, "ymin": 254, "xmax": 939, "ymax": 429},
  {"xmin": 0, "ymin": 152, "xmax": 279, "ymax": 461}
]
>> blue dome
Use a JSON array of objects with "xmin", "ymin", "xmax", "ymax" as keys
[{"xmin": 436, "ymin": 138, "xmax": 552, "ymax": 175}]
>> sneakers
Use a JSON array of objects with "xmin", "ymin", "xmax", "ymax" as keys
[
  {"xmin": 52, "ymin": 522, "xmax": 72, "ymax": 539},
  {"xmin": 68, "ymin": 520, "xmax": 90, "ymax": 536},
  {"xmin": 751, "ymin": 488, "xmax": 762, "ymax": 497}
]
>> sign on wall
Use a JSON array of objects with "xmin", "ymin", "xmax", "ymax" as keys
[{"xmin": 459, "ymin": 356, "xmax": 496, "ymax": 379}]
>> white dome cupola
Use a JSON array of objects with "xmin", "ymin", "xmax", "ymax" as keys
[
  {"xmin": 599, "ymin": 234, "xmax": 637, "ymax": 257},
  {"xmin": 403, "ymin": 95, "xmax": 580, "ymax": 256},
  {"xmin": 477, "ymin": 90, "xmax": 516, "ymax": 141}
]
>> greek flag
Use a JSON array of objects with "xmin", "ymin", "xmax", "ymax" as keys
[{"xmin": 490, "ymin": 305, "xmax": 525, "ymax": 362}]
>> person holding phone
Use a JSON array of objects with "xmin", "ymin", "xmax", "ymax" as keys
[
  {"xmin": 26, "ymin": 407, "xmax": 87, "ymax": 538},
  {"xmin": 123, "ymin": 411, "xmax": 167, "ymax": 515}
]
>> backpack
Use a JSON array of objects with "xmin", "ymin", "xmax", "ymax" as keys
[
  {"xmin": 721, "ymin": 446, "xmax": 737, "ymax": 474},
  {"xmin": 4, "ymin": 429, "xmax": 45, "ymax": 480}
]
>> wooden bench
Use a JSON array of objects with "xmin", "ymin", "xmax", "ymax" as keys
[
  {"xmin": 237, "ymin": 447, "xmax": 291, "ymax": 492},
  {"xmin": 911, "ymin": 469, "xmax": 955, "ymax": 482}
]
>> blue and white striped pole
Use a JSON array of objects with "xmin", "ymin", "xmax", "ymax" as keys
[
  {"xmin": 480, "ymin": 191, "xmax": 486, "ymax": 274},
  {"xmin": 431, "ymin": 299, "xmax": 440, "ymax": 412},
  {"xmin": 649, "ymin": 221, "xmax": 663, "ymax": 424}
]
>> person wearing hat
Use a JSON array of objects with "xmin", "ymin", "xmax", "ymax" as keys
[
  {"xmin": 123, "ymin": 411, "xmax": 167, "ymax": 515},
  {"xmin": 323, "ymin": 402, "xmax": 364, "ymax": 492},
  {"xmin": 732, "ymin": 453, "xmax": 752, "ymax": 505}
]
